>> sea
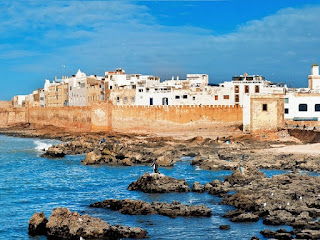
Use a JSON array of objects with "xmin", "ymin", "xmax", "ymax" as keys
[{"xmin": 0, "ymin": 135, "xmax": 299, "ymax": 240}]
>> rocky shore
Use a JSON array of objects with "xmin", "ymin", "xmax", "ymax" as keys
[
  {"xmin": 199, "ymin": 164, "xmax": 320, "ymax": 239},
  {"xmin": 90, "ymin": 199, "xmax": 211, "ymax": 218},
  {"xmin": 128, "ymin": 173, "xmax": 190, "ymax": 193},
  {"xmin": 28, "ymin": 207, "xmax": 148, "ymax": 239},
  {"xmin": 2, "ymin": 124, "xmax": 320, "ymax": 239}
]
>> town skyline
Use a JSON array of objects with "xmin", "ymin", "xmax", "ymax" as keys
[{"xmin": 1, "ymin": 0, "xmax": 320, "ymax": 100}]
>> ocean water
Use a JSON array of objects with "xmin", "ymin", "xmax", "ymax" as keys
[{"xmin": 0, "ymin": 135, "xmax": 294, "ymax": 240}]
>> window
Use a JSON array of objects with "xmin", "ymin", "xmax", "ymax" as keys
[
  {"xmin": 116, "ymin": 96, "xmax": 120, "ymax": 103},
  {"xmin": 315, "ymin": 104, "xmax": 320, "ymax": 112},
  {"xmin": 193, "ymin": 96, "xmax": 196, "ymax": 100},
  {"xmin": 183, "ymin": 95, "xmax": 188, "ymax": 99},
  {"xmin": 299, "ymin": 104, "xmax": 308, "ymax": 112},
  {"xmin": 139, "ymin": 89, "xmax": 143, "ymax": 93},
  {"xmin": 284, "ymin": 98, "xmax": 289, "ymax": 104},
  {"xmin": 70, "ymin": 86, "xmax": 72, "ymax": 91},
  {"xmin": 175, "ymin": 96, "xmax": 180, "ymax": 99},
  {"xmin": 234, "ymin": 85, "xmax": 239, "ymax": 93},
  {"xmin": 244, "ymin": 85, "xmax": 249, "ymax": 93},
  {"xmin": 162, "ymin": 97, "xmax": 168, "ymax": 105},
  {"xmin": 255, "ymin": 85, "xmax": 260, "ymax": 93},
  {"xmin": 123, "ymin": 96, "xmax": 128, "ymax": 103},
  {"xmin": 285, "ymin": 108, "xmax": 289, "ymax": 114},
  {"xmin": 235, "ymin": 95, "xmax": 239, "ymax": 102},
  {"xmin": 262, "ymin": 104, "xmax": 268, "ymax": 111},
  {"xmin": 110, "ymin": 86, "xmax": 113, "ymax": 90},
  {"xmin": 223, "ymin": 95, "xmax": 229, "ymax": 100},
  {"xmin": 150, "ymin": 98, "xmax": 153, "ymax": 105},
  {"xmin": 131, "ymin": 97, "xmax": 135, "ymax": 103},
  {"xmin": 215, "ymin": 95, "xmax": 218, "ymax": 100}
]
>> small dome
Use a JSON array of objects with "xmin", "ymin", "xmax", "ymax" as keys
[{"xmin": 312, "ymin": 62, "xmax": 319, "ymax": 67}]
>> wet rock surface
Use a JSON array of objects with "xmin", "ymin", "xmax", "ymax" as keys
[
  {"xmin": 28, "ymin": 208, "xmax": 147, "ymax": 239},
  {"xmin": 128, "ymin": 173, "xmax": 190, "ymax": 193},
  {"xmin": 205, "ymin": 164, "xmax": 320, "ymax": 238},
  {"xmin": 219, "ymin": 225, "xmax": 230, "ymax": 230},
  {"xmin": 28, "ymin": 212, "xmax": 48, "ymax": 236},
  {"xmin": 90, "ymin": 199, "xmax": 211, "ymax": 218},
  {"xmin": 260, "ymin": 229, "xmax": 293, "ymax": 239}
]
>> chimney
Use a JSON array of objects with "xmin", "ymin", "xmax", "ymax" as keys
[{"xmin": 177, "ymin": 76, "xmax": 179, "ymax": 81}]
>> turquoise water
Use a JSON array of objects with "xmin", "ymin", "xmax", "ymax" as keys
[{"xmin": 0, "ymin": 135, "xmax": 293, "ymax": 240}]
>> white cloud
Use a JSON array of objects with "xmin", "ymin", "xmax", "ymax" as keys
[{"xmin": 1, "ymin": 1, "xmax": 320, "ymax": 93}]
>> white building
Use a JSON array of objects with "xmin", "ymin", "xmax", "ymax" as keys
[
  {"xmin": 68, "ymin": 70, "xmax": 88, "ymax": 106},
  {"xmin": 284, "ymin": 93, "xmax": 320, "ymax": 121},
  {"xmin": 283, "ymin": 63, "xmax": 320, "ymax": 122},
  {"xmin": 220, "ymin": 74, "xmax": 286, "ymax": 106},
  {"xmin": 135, "ymin": 73, "xmax": 286, "ymax": 107}
]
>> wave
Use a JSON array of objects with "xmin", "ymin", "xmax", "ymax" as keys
[{"xmin": 33, "ymin": 140, "xmax": 57, "ymax": 152}]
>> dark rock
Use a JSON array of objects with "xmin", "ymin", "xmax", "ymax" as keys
[
  {"xmin": 82, "ymin": 150, "xmax": 103, "ymax": 165},
  {"xmin": 263, "ymin": 210, "xmax": 295, "ymax": 225},
  {"xmin": 260, "ymin": 229, "xmax": 277, "ymax": 238},
  {"xmin": 223, "ymin": 209, "xmax": 245, "ymax": 218},
  {"xmin": 295, "ymin": 229, "xmax": 320, "ymax": 239},
  {"xmin": 90, "ymin": 199, "xmax": 211, "ymax": 218},
  {"xmin": 28, "ymin": 212, "xmax": 48, "ymax": 236},
  {"xmin": 260, "ymin": 229, "xmax": 293, "ymax": 240},
  {"xmin": 185, "ymin": 152, "xmax": 197, "ymax": 157},
  {"xmin": 128, "ymin": 173, "xmax": 190, "ymax": 193},
  {"xmin": 251, "ymin": 237, "xmax": 260, "ymax": 240},
  {"xmin": 225, "ymin": 164, "xmax": 266, "ymax": 185},
  {"xmin": 219, "ymin": 225, "xmax": 230, "ymax": 230},
  {"xmin": 41, "ymin": 146, "xmax": 65, "ymax": 158},
  {"xmin": 231, "ymin": 213, "xmax": 259, "ymax": 222},
  {"xmin": 191, "ymin": 181, "xmax": 205, "ymax": 193},
  {"xmin": 30, "ymin": 207, "xmax": 147, "ymax": 239}
]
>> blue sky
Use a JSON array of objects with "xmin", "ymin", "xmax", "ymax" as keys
[{"xmin": 1, "ymin": 0, "xmax": 320, "ymax": 100}]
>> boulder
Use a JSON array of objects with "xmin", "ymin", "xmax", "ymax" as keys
[
  {"xmin": 30, "ymin": 207, "xmax": 147, "ymax": 239},
  {"xmin": 128, "ymin": 173, "xmax": 190, "ymax": 193},
  {"xmin": 28, "ymin": 212, "xmax": 48, "ymax": 236},
  {"xmin": 219, "ymin": 225, "xmax": 230, "ymax": 230},
  {"xmin": 82, "ymin": 150, "xmax": 103, "ymax": 165},
  {"xmin": 157, "ymin": 153, "xmax": 175, "ymax": 167},
  {"xmin": 41, "ymin": 146, "xmax": 65, "ymax": 158},
  {"xmin": 225, "ymin": 164, "xmax": 266, "ymax": 186},
  {"xmin": 191, "ymin": 181, "xmax": 205, "ymax": 193}
]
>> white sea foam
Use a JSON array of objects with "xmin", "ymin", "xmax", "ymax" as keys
[{"xmin": 34, "ymin": 140, "xmax": 57, "ymax": 152}]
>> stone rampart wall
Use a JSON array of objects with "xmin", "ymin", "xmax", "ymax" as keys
[
  {"xmin": 28, "ymin": 106, "xmax": 92, "ymax": 131},
  {"xmin": 112, "ymin": 105, "xmax": 242, "ymax": 132},
  {"xmin": 0, "ymin": 103, "xmax": 243, "ymax": 132},
  {"xmin": 0, "ymin": 108, "xmax": 26, "ymax": 127}
]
